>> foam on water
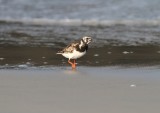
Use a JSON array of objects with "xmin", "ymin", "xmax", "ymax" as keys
[{"xmin": 2, "ymin": 18, "xmax": 160, "ymax": 26}]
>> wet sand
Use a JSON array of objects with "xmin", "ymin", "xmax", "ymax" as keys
[
  {"xmin": 1, "ymin": 46, "xmax": 160, "ymax": 67},
  {"xmin": 0, "ymin": 67, "xmax": 160, "ymax": 113}
]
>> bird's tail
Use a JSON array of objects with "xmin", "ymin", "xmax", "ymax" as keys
[{"xmin": 56, "ymin": 51, "xmax": 63, "ymax": 54}]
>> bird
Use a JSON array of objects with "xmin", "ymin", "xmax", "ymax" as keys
[{"xmin": 57, "ymin": 36, "xmax": 92, "ymax": 69}]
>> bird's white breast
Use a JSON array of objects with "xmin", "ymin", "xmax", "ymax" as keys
[{"xmin": 62, "ymin": 50, "xmax": 86, "ymax": 60}]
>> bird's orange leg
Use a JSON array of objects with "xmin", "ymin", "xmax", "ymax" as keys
[
  {"xmin": 73, "ymin": 59, "xmax": 76, "ymax": 69},
  {"xmin": 68, "ymin": 59, "xmax": 76, "ymax": 69}
]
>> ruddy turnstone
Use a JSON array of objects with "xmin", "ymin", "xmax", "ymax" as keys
[{"xmin": 57, "ymin": 36, "xmax": 92, "ymax": 69}]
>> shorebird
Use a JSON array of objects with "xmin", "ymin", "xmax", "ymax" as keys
[{"xmin": 57, "ymin": 36, "xmax": 92, "ymax": 69}]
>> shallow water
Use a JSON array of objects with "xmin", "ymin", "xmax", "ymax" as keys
[{"xmin": 1, "ymin": 21, "xmax": 160, "ymax": 47}]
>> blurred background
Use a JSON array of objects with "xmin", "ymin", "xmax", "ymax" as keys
[{"xmin": 0, "ymin": 0, "xmax": 160, "ymax": 68}]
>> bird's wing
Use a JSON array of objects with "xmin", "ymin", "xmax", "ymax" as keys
[{"xmin": 62, "ymin": 42, "xmax": 79, "ymax": 53}]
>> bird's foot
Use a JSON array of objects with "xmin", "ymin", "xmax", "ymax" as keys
[{"xmin": 68, "ymin": 59, "xmax": 76, "ymax": 69}]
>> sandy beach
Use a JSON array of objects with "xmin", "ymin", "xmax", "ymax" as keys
[{"xmin": 0, "ymin": 66, "xmax": 160, "ymax": 113}]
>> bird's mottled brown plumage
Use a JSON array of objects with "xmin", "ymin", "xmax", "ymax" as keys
[{"xmin": 58, "ymin": 42, "xmax": 79, "ymax": 53}]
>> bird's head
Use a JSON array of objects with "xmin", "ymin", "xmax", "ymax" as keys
[{"xmin": 82, "ymin": 36, "xmax": 92, "ymax": 44}]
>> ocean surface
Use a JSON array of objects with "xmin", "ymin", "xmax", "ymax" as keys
[
  {"xmin": 0, "ymin": 0, "xmax": 160, "ymax": 69},
  {"xmin": 1, "ymin": 0, "xmax": 160, "ymax": 20}
]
